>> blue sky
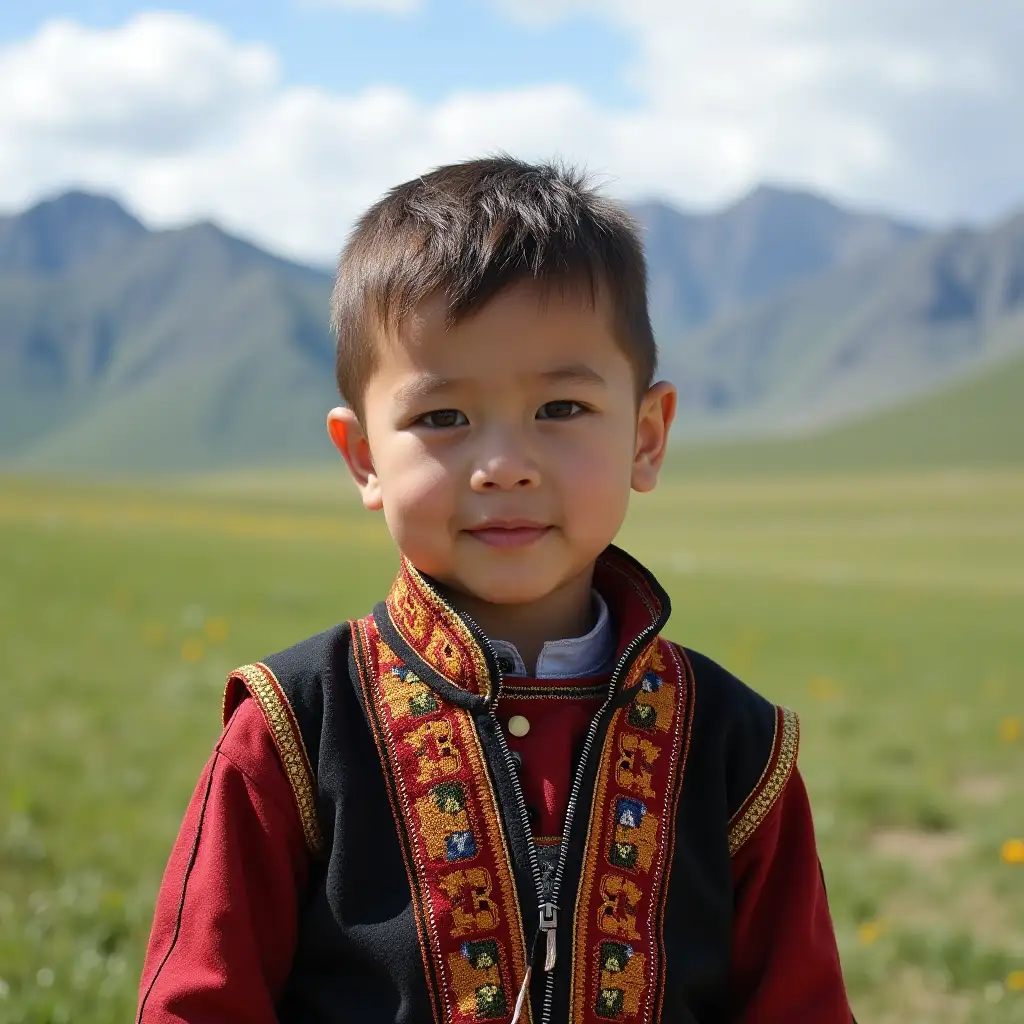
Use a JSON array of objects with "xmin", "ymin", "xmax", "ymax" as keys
[
  {"xmin": 1, "ymin": 3, "xmax": 1021, "ymax": 262},
  {"xmin": 0, "ymin": 1, "xmax": 635, "ymax": 106}
]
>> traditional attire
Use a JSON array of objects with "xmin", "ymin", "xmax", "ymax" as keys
[{"xmin": 138, "ymin": 546, "xmax": 852, "ymax": 1024}]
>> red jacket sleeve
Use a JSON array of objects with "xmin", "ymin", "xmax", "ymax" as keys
[
  {"xmin": 137, "ymin": 696, "xmax": 309, "ymax": 1023},
  {"xmin": 729, "ymin": 767, "xmax": 852, "ymax": 1022}
]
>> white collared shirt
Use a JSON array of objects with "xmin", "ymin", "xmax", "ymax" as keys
[{"xmin": 490, "ymin": 592, "xmax": 615, "ymax": 679}]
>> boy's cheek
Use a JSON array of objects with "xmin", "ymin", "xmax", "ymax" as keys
[{"xmin": 378, "ymin": 469, "xmax": 456, "ymax": 534}]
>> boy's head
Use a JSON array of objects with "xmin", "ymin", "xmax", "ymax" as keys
[{"xmin": 328, "ymin": 156, "xmax": 676, "ymax": 616}]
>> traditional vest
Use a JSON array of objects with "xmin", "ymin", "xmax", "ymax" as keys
[{"xmin": 223, "ymin": 546, "xmax": 798, "ymax": 1024}]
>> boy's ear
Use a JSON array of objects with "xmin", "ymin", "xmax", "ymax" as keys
[
  {"xmin": 326, "ymin": 406, "xmax": 383, "ymax": 511},
  {"xmin": 631, "ymin": 381, "xmax": 677, "ymax": 493}
]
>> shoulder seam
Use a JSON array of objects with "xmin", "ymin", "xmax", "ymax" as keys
[
  {"xmin": 214, "ymin": 728, "xmax": 311, "ymax": 825},
  {"xmin": 224, "ymin": 662, "xmax": 324, "ymax": 856},
  {"xmin": 727, "ymin": 705, "xmax": 800, "ymax": 857}
]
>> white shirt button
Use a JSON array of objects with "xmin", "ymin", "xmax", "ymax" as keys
[{"xmin": 507, "ymin": 715, "xmax": 531, "ymax": 738}]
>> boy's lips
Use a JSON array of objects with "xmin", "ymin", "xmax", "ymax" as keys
[{"xmin": 466, "ymin": 519, "xmax": 552, "ymax": 548}]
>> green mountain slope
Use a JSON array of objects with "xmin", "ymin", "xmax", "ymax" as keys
[
  {"xmin": 0, "ymin": 214, "xmax": 337, "ymax": 470},
  {"xmin": 669, "ymin": 351, "xmax": 1024, "ymax": 474},
  {"xmin": 1, "ymin": 188, "xmax": 1021, "ymax": 473},
  {"xmin": 663, "ymin": 212, "xmax": 1024, "ymax": 431},
  {"xmin": 634, "ymin": 184, "xmax": 921, "ymax": 334}
]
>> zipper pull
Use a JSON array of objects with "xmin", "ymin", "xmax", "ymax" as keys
[{"xmin": 539, "ymin": 903, "xmax": 558, "ymax": 972}]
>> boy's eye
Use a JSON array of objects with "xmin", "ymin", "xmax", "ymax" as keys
[
  {"xmin": 418, "ymin": 409, "xmax": 468, "ymax": 429},
  {"xmin": 537, "ymin": 400, "xmax": 584, "ymax": 420}
]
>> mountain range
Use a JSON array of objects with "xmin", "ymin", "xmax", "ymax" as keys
[{"xmin": 0, "ymin": 184, "xmax": 1021, "ymax": 472}]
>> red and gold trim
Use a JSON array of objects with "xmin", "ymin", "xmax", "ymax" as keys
[
  {"xmin": 353, "ymin": 616, "xmax": 533, "ymax": 1024},
  {"xmin": 569, "ymin": 640, "xmax": 694, "ymax": 1024},
  {"xmin": 727, "ymin": 705, "xmax": 800, "ymax": 856},
  {"xmin": 385, "ymin": 555, "xmax": 493, "ymax": 699},
  {"xmin": 223, "ymin": 662, "xmax": 324, "ymax": 855}
]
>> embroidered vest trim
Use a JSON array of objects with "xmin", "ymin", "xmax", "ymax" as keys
[
  {"xmin": 385, "ymin": 554, "xmax": 494, "ymax": 702},
  {"xmin": 223, "ymin": 662, "xmax": 324, "ymax": 855},
  {"xmin": 569, "ymin": 639, "xmax": 693, "ymax": 1024},
  {"xmin": 353, "ymin": 616, "xmax": 534, "ymax": 1024},
  {"xmin": 727, "ymin": 705, "xmax": 800, "ymax": 856}
]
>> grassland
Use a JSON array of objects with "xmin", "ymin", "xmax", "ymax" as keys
[
  {"xmin": 669, "ymin": 350, "xmax": 1024, "ymax": 475},
  {"xmin": 1, "ymin": 467, "xmax": 1023, "ymax": 1023}
]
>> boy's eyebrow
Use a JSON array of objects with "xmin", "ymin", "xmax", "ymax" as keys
[
  {"xmin": 391, "ymin": 374, "xmax": 455, "ymax": 405},
  {"xmin": 391, "ymin": 363, "xmax": 607, "ymax": 406},
  {"xmin": 539, "ymin": 363, "xmax": 607, "ymax": 387}
]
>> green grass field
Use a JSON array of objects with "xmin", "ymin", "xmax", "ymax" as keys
[
  {"xmin": 1, "ymin": 467, "xmax": 1023, "ymax": 1023},
  {"xmin": 669, "ymin": 350, "xmax": 1024, "ymax": 476}
]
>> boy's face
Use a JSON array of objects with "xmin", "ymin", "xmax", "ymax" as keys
[{"xmin": 329, "ymin": 280, "xmax": 675, "ymax": 612}]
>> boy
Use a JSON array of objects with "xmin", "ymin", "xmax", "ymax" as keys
[{"xmin": 138, "ymin": 157, "xmax": 852, "ymax": 1023}]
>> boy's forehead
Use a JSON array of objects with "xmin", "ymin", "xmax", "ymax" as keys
[{"xmin": 380, "ymin": 280, "xmax": 619, "ymax": 370}]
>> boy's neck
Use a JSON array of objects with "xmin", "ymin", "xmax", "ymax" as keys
[{"xmin": 438, "ymin": 565, "xmax": 597, "ymax": 676}]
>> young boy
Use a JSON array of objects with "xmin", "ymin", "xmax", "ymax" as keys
[{"xmin": 137, "ymin": 157, "xmax": 852, "ymax": 1023}]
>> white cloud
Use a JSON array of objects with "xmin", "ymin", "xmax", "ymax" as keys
[
  {"xmin": 492, "ymin": 0, "xmax": 1024, "ymax": 223},
  {"xmin": 0, "ymin": 6, "xmax": 1021, "ymax": 265}
]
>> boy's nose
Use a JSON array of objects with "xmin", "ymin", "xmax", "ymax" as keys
[{"xmin": 470, "ymin": 452, "xmax": 541, "ymax": 491}]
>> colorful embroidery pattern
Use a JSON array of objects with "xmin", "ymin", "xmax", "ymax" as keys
[
  {"xmin": 570, "ymin": 640, "xmax": 693, "ymax": 1024},
  {"xmin": 727, "ymin": 705, "xmax": 800, "ymax": 856},
  {"xmin": 354, "ymin": 617, "xmax": 532, "ymax": 1024},
  {"xmin": 223, "ymin": 662, "xmax": 324, "ymax": 855},
  {"xmin": 386, "ymin": 556, "xmax": 493, "ymax": 698}
]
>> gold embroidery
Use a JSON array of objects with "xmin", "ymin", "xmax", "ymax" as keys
[
  {"xmin": 597, "ymin": 875, "xmax": 642, "ymax": 940},
  {"xmin": 449, "ymin": 940, "xmax": 509, "ymax": 1020},
  {"xmin": 626, "ymin": 674, "xmax": 676, "ymax": 733},
  {"xmin": 571, "ymin": 640, "xmax": 693, "ymax": 1024},
  {"xmin": 380, "ymin": 664, "xmax": 438, "ymax": 721},
  {"xmin": 386, "ymin": 557, "xmax": 492, "ymax": 698},
  {"xmin": 615, "ymin": 734, "xmax": 660, "ymax": 799},
  {"xmin": 727, "ymin": 706, "xmax": 800, "ymax": 856},
  {"xmin": 441, "ymin": 867, "xmax": 501, "ymax": 937},
  {"xmin": 356, "ymin": 619, "xmax": 533, "ymax": 1024},
  {"xmin": 596, "ymin": 942, "xmax": 646, "ymax": 1019},
  {"xmin": 609, "ymin": 797, "xmax": 659, "ymax": 874},
  {"xmin": 415, "ymin": 782, "xmax": 477, "ymax": 862},
  {"xmin": 226, "ymin": 662, "xmax": 324, "ymax": 855},
  {"xmin": 407, "ymin": 720, "xmax": 464, "ymax": 782}
]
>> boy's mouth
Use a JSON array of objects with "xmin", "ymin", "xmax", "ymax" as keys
[{"xmin": 466, "ymin": 519, "xmax": 551, "ymax": 548}]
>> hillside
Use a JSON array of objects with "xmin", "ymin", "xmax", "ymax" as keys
[
  {"xmin": 669, "ymin": 350, "xmax": 1024, "ymax": 474},
  {"xmin": 0, "ymin": 191, "xmax": 147, "ymax": 276},
  {"xmin": 0, "ymin": 200, "xmax": 337, "ymax": 470},
  {"xmin": 663, "ymin": 209, "xmax": 1024, "ymax": 430},
  {"xmin": 0, "ymin": 185, "xmax": 1021, "ymax": 473},
  {"xmin": 633, "ymin": 184, "xmax": 922, "ymax": 334}
]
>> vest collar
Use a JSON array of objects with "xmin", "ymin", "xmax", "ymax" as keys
[{"xmin": 373, "ymin": 544, "xmax": 671, "ymax": 711}]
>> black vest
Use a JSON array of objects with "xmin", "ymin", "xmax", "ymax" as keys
[{"xmin": 224, "ymin": 548, "xmax": 792, "ymax": 1024}]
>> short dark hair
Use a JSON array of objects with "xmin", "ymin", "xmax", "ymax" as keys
[{"xmin": 331, "ymin": 155, "xmax": 656, "ymax": 420}]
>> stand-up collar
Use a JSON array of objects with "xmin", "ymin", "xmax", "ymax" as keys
[{"xmin": 373, "ymin": 545, "xmax": 671, "ymax": 711}]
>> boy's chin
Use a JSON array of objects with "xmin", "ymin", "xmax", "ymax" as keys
[{"xmin": 449, "ymin": 565, "xmax": 580, "ymax": 609}]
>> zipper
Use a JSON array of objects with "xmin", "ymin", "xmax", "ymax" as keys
[
  {"xmin": 427, "ymin": 582, "xmax": 658, "ymax": 1024},
  {"xmin": 533, "ymin": 622, "xmax": 659, "ymax": 1024}
]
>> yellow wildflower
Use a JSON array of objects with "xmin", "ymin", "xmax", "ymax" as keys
[
  {"xmin": 857, "ymin": 920, "xmax": 884, "ymax": 946},
  {"xmin": 180, "ymin": 639, "xmax": 205, "ymax": 664},
  {"xmin": 1001, "ymin": 839, "xmax": 1024, "ymax": 865},
  {"xmin": 205, "ymin": 618, "xmax": 229, "ymax": 644},
  {"xmin": 1006, "ymin": 970, "xmax": 1024, "ymax": 992},
  {"xmin": 998, "ymin": 717, "xmax": 1021, "ymax": 743},
  {"xmin": 809, "ymin": 676, "xmax": 841, "ymax": 702}
]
